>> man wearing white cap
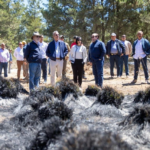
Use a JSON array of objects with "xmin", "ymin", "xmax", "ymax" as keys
[{"xmin": 106, "ymin": 33, "xmax": 125, "ymax": 78}]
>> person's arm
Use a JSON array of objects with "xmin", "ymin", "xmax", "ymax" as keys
[
  {"xmin": 14, "ymin": 49, "xmax": 17, "ymax": 58},
  {"xmin": 24, "ymin": 44, "xmax": 30, "ymax": 60},
  {"xmin": 64, "ymin": 43, "xmax": 68, "ymax": 56},
  {"xmin": 7, "ymin": 51, "xmax": 10, "ymax": 62},
  {"xmin": 128, "ymin": 41, "xmax": 132, "ymax": 56},
  {"xmin": 99, "ymin": 42, "xmax": 106, "ymax": 59},
  {"xmin": 46, "ymin": 43, "xmax": 50, "ymax": 57},
  {"xmin": 119, "ymin": 41, "xmax": 125, "ymax": 55},
  {"xmin": 83, "ymin": 46, "xmax": 87, "ymax": 63}
]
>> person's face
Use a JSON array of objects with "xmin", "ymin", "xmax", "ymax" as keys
[
  {"xmin": 60, "ymin": 38, "xmax": 64, "ymax": 41},
  {"xmin": 73, "ymin": 38, "xmax": 76, "ymax": 42},
  {"xmin": 19, "ymin": 43, "xmax": 23, "ymax": 48},
  {"xmin": 111, "ymin": 36, "xmax": 116, "ymax": 41},
  {"xmin": 1, "ymin": 44, "xmax": 5, "ymax": 50},
  {"xmin": 121, "ymin": 36, "xmax": 126, "ymax": 41},
  {"xmin": 53, "ymin": 32, "xmax": 59, "ymax": 41},
  {"xmin": 137, "ymin": 32, "xmax": 143, "ymax": 40},
  {"xmin": 91, "ymin": 34, "xmax": 98, "ymax": 42},
  {"xmin": 40, "ymin": 37, "xmax": 43, "ymax": 42},
  {"xmin": 9, "ymin": 50, "xmax": 12, "ymax": 53},
  {"xmin": 77, "ymin": 40, "xmax": 82, "ymax": 45},
  {"xmin": 33, "ymin": 35, "xmax": 41, "ymax": 43}
]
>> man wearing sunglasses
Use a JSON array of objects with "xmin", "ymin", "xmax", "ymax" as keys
[
  {"xmin": 46, "ymin": 31, "xmax": 68, "ymax": 86},
  {"xmin": 88, "ymin": 33, "xmax": 106, "ymax": 88},
  {"xmin": 24, "ymin": 32, "xmax": 42, "ymax": 91}
]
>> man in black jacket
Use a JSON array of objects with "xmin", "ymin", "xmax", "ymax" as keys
[
  {"xmin": 106, "ymin": 33, "xmax": 125, "ymax": 78},
  {"xmin": 24, "ymin": 32, "xmax": 42, "ymax": 91}
]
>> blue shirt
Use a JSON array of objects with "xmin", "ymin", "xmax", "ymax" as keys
[
  {"xmin": 111, "ymin": 41, "xmax": 118, "ymax": 53},
  {"xmin": 122, "ymin": 41, "xmax": 125, "ymax": 46},
  {"xmin": 9, "ymin": 53, "xmax": 12, "ymax": 61}
]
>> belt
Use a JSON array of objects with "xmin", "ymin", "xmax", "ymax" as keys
[
  {"xmin": 56, "ymin": 58, "xmax": 61, "ymax": 60},
  {"xmin": 111, "ymin": 53, "xmax": 118, "ymax": 55}
]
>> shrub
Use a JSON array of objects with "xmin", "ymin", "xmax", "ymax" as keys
[
  {"xmin": 96, "ymin": 86, "xmax": 124, "ymax": 108},
  {"xmin": 59, "ymin": 130, "xmax": 132, "ymax": 150},
  {"xmin": 0, "ymin": 77, "xmax": 28, "ymax": 98},
  {"xmin": 38, "ymin": 101, "xmax": 73, "ymax": 121},
  {"xmin": 57, "ymin": 78, "xmax": 82, "ymax": 99},
  {"xmin": 134, "ymin": 87, "xmax": 150, "ymax": 104},
  {"xmin": 85, "ymin": 85, "xmax": 100, "ymax": 96}
]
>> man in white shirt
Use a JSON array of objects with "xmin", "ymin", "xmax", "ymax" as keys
[
  {"xmin": 39, "ymin": 35, "xmax": 48, "ymax": 83},
  {"xmin": 132, "ymin": 31, "xmax": 150, "ymax": 84},
  {"xmin": 0, "ymin": 43, "xmax": 10, "ymax": 77},
  {"xmin": 14, "ymin": 42, "xmax": 24, "ymax": 80},
  {"xmin": 46, "ymin": 31, "xmax": 68, "ymax": 86}
]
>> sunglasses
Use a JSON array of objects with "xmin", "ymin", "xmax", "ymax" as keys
[
  {"xmin": 19, "ymin": 44, "xmax": 23, "ymax": 45},
  {"xmin": 91, "ymin": 36, "xmax": 98, "ymax": 38},
  {"xmin": 55, "ymin": 34, "xmax": 59, "ymax": 36},
  {"xmin": 36, "ymin": 36, "xmax": 41, "ymax": 38}
]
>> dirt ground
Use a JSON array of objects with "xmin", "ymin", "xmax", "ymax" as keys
[{"xmin": 5, "ymin": 59, "xmax": 150, "ymax": 96}]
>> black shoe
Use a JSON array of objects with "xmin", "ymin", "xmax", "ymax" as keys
[{"xmin": 82, "ymin": 76, "xmax": 87, "ymax": 79}]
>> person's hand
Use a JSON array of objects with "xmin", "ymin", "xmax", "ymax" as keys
[
  {"xmin": 106, "ymin": 55, "xmax": 109, "ymax": 58},
  {"xmin": 88, "ymin": 62, "xmax": 92, "ymax": 66},
  {"xmin": 10, "ymin": 61, "xmax": 12, "ymax": 64},
  {"xmin": 128, "ymin": 55, "xmax": 130, "ymax": 57},
  {"xmin": 120, "ymin": 53, "xmax": 124, "ymax": 56},
  {"xmin": 65, "ymin": 56, "xmax": 69, "ymax": 60},
  {"xmin": 24, "ymin": 61, "xmax": 27, "ymax": 65},
  {"xmin": 69, "ymin": 61, "xmax": 71, "ymax": 63}
]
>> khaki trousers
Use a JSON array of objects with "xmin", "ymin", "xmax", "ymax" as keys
[
  {"xmin": 23, "ymin": 61, "xmax": 29, "ymax": 79},
  {"xmin": 17, "ymin": 60, "xmax": 24, "ymax": 79},
  {"xmin": 50, "ymin": 59, "xmax": 63, "ymax": 86}
]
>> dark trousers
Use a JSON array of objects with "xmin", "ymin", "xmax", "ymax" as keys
[
  {"xmin": 0, "ymin": 62, "xmax": 8, "ymax": 77},
  {"xmin": 41, "ymin": 58, "xmax": 47, "ymax": 82},
  {"xmin": 71, "ymin": 59, "xmax": 84, "ymax": 87},
  {"xmin": 92, "ymin": 60, "xmax": 104, "ymax": 87},
  {"xmin": 110, "ymin": 55, "xmax": 120, "ymax": 77},
  {"xmin": 120, "ymin": 55, "xmax": 129, "ymax": 76},
  {"xmin": 134, "ymin": 56, "xmax": 149, "ymax": 80}
]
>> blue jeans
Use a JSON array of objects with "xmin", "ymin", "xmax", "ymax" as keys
[
  {"xmin": 29, "ymin": 63, "xmax": 41, "ymax": 91},
  {"xmin": 110, "ymin": 55, "xmax": 120, "ymax": 77},
  {"xmin": 92, "ymin": 60, "xmax": 104, "ymax": 87},
  {"xmin": 120, "ymin": 55, "xmax": 129, "ymax": 76},
  {"xmin": 41, "ymin": 58, "xmax": 47, "ymax": 81},
  {"xmin": 0, "ymin": 62, "xmax": 8, "ymax": 77},
  {"xmin": 48, "ymin": 58, "xmax": 50, "ymax": 74},
  {"xmin": 134, "ymin": 56, "xmax": 149, "ymax": 80}
]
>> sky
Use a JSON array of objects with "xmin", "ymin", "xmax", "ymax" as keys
[{"xmin": 24, "ymin": 0, "xmax": 48, "ymax": 7}]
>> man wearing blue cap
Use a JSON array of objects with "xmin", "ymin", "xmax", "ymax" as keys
[{"xmin": 106, "ymin": 33, "xmax": 125, "ymax": 78}]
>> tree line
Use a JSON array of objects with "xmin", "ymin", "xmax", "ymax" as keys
[{"xmin": 0, "ymin": 0, "xmax": 150, "ymax": 50}]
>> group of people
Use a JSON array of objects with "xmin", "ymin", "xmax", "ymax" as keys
[{"xmin": 0, "ymin": 30, "xmax": 150, "ymax": 91}]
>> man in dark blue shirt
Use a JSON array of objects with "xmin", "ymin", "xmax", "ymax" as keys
[
  {"xmin": 106, "ymin": 33, "xmax": 125, "ymax": 78},
  {"xmin": 24, "ymin": 32, "xmax": 42, "ymax": 91},
  {"xmin": 89, "ymin": 33, "xmax": 106, "ymax": 88}
]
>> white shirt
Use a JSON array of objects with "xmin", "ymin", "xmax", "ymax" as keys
[
  {"xmin": 0, "ymin": 49, "xmax": 10, "ymax": 62},
  {"xmin": 14, "ymin": 47, "xmax": 24, "ymax": 61},
  {"xmin": 39, "ymin": 42, "xmax": 48, "ymax": 59},
  {"xmin": 133, "ymin": 39, "xmax": 146, "ymax": 59},
  {"xmin": 55, "ymin": 41, "xmax": 60, "ymax": 58},
  {"xmin": 69, "ymin": 45, "xmax": 87, "ymax": 63}
]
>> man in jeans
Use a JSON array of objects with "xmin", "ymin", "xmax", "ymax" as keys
[
  {"xmin": 8, "ymin": 49, "xmax": 13, "ymax": 73},
  {"xmin": 39, "ymin": 35, "xmax": 48, "ymax": 83},
  {"xmin": 106, "ymin": 33, "xmax": 125, "ymax": 78},
  {"xmin": 120, "ymin": 35, "xmax": 132, "ymax": 77},
  {"xmin": 0, "ymin": 43, "xmax": 10, "ymax": 77},
  {"xmin": 24, "ymin": 32, "xmax": 42, "ymax": 91},
  {"xmin": 88, "ymin": 33, "xmax": 106, "ymax": 88},
  {"xmin": 132, "ymin": 31, "xmax": 150, "ymax": 84}
]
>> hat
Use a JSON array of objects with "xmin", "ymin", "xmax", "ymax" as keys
[
  {"xmin": 60, "ymin": 35, "xmax": 64, "ymax": 39},
  {"xmin": 22, "ymin": 41, "xmax": 26, "ymax": 45},
  {"xmin": 111, "ymin": 33, "xmax": 116, "ymax": 36},
  {"xmin": 31, "ymin": 32, "xmax": 41, "ymax": 39}
]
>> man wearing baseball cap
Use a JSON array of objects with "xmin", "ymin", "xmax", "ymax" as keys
[
  {"xmin": 24, "ymin": 32, "xmax": 42, "ymax": 91},
  {"xmin": 106, "ymin": 33, "xmax": 125, "ymax": 78}
]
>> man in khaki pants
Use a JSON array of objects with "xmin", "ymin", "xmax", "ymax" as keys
[
  {"xmin": 14, "ymin": 42, "xmax": 24, "ymax": 80},
  {"xmin": 60, "ymin": 35, "xmax": 70, "ymax": 78},
  {"xmin": 46, "ymin": 31, "xmax": 68, "ymax": 86}
]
